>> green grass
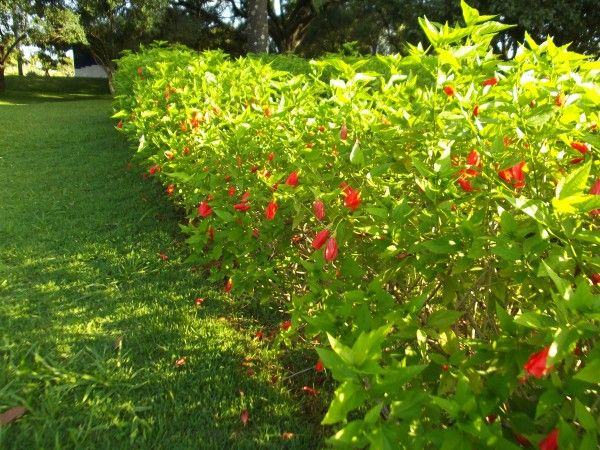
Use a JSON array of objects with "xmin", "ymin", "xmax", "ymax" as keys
[
  {"xmin": 0, "ymin": 75, "xmax": 110, "ymax": 105},
  {"xmin": 0, "ymin": 79, "xmax": 327, "ymax": 448}
]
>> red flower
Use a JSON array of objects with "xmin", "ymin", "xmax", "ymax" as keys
[
  {"xmin": 228, "ymin": 186, "xmax": 236, "ymax": 197},
  {"xmin": 457, "ymin": 178, "xmax": 473, "ymax": 192},
  {"xmin": 315, "ymin": 359, "xmax": 324, "ymax": 372},
  {"xmin": 262, "ymin": 169, "xmax": 271, "ymax": 178},
  {"xmin": 285, "ymin": 171, "xmax": 299, "ymax": 187},
  {"xmin": 570, "ymin": 141, "xmax": 589, "ymax": 154},
  {"xmin": 467, "ymin": 149, "xmax": 481, "ymax": 167},
  {"xmin": 198, "ymin": 201, "xmax": 213, "ymax": 218},
  {"xmin": 523, "ymin": 346, "xmax": 551, "ymax": 379},
  {"xmin": 498, "ymin": 161, "xmax": 526, "ymax": 189},
  {"xmin": 590, "ymin": 179, "xmax": 600, "ymax": 215},
  {"xmin": 302, "ymin": 386, "xmax": 319, "ymax": 396},
  {"xmin": 195, "ymin": 297, "xmax": 204, "ymax": 306},
  {"xmin": 207, "ymin": 194, "xmax": 214, "ymax": 201},
  {"xmin": 148, "ymin": 165, "xmax": 161, "ymax": 175},
  {"xmin": 324, "ymin": 238, "xmax": 338, "ymax": 262},
  {"xmin": 224, "ymin": 278, "xmax": 233, "ymax": 293},
  {"xmin": 116, "ymin": 121, "xmax": 123, "ymax": 129},
  {"xmin": 555, "ymin": 93, "xmax": 565, "ymax": 107},
  {"xmin": 252, "ymin": 228, "xmax": 259, "ymax": 238},
  {"xmin": 318, "ymin": 125, "xmax": 325, "ymax": 132},
  {"xmin": 241, "ymin": 191, "xmax": 250, "ymax": 202},
  {"xmin": 473, "ymin": 104, "xmax": 480, "ymax": 117},
  {"xmin": 166, "ymin": 184, "xmax": 175, "ymax": 196},
  {"xmin": 255, "ymin": 330, "xmax": 264, "ymax": 340},
  {"xmin": 313, "ymin": 199, "xmax": 325, "ymax": 220},
  {"xmin": 306, "ymin": 143, "xmax": 314, "ymax": 149},
  {"xmin": 164, "ymin": 150, "xmax": 174, "ymax": 160},
  {"xmin": 539, "ymin": 429, "xmax": 558, "ymax": 450},
  {"xmin": 312, "ymin": 229, "xmax": 330, "ymax": 250},
  {"xmin": 250, "ymin": 165, "xmax": 258, "ymax": 173},
  {"xmin": 340, "ymin": 123, "xmax": 348, "ymax": 140},
  {"xmin": 267, "ymin": 152, "xmax": 274, "ymax": 161},
  {"xmin": 183, "ymin": 146, "xmax": 190, "ymax": 156},
  {"xmin": 234, "ymin": 202, "xmax": 250, "ymax": 212},
  {"xmin": 590, "ymin": 273, "xmax": 600, "ymax": 285},
  {"xmin": 570, "ymin": 157, "xmax": 584, "ymax": 165},
  {"xmin": 281, "ymin": 320, "xmax": 292, "ymax": 331},
  {"xmin": 343, "ymin": 185, "xmax": 361, "ymax": 210},
  {"xmin": 482, "ymin": 77, "xmax": 498, "ymax": 86},
  {"xmin": 265, "ymin": 200, "xmax": 278, "ymax": 220},
  {"xmin": 443, "ymin": 85, "xmax": 456, "ymax": 97}
]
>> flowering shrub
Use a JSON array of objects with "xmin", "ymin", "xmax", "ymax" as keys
[{"xmin": 113, "ymin": 2, "xmax": 600, "ymax": 448}]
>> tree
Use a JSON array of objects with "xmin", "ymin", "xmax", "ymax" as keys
[
  {"xmin": 0, "ymin": 0, "xmax": 84, "ymax": 92},
  {"xmin": 77, "ymin": 0, "xmax": 169, "ymax": 93},
  {"xmin": 246, "ymin": 0, "xmax": 268, "ymax": 52}
]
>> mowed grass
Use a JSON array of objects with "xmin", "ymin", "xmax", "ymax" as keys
[
  {"xmin": 0, "ymin": 80, "xmax": 327, "ymax": 448},
  {"xmin": 0, "ymin": 75, "xmax": 110, "ymax": 105}
]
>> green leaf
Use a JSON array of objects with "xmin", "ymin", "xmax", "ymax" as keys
[
  {"xmin": 328, "ymin": 333, "xmax": 355, "ymax": 366},
  {"xmin": 513, "ymin": 312, "xmax": 553, "ymax": 330},
  {"xmin": 322, "ymin": 381, "xmax": 367, "ymax": 425},
  {"xmin": 316, "ymin": 348, "xmax": 356, "ymax": 381},
  {"xmin": 539, "ymin": 260, "xmax": 573, "ymax": 301},
  {"xmin": 556, "ymin": 161, "xmax": 591, "ymax": 199},
  {"xmin": 575, "ymin": 399, "xmax": 596, "ymax": 431},
  {"xmin": 351, "ymin": 324, "xmax": 391, "ymax": 367},
  {"xmin": 574, "ymin": 358, "xmax": 600, "ymax": 383},
  {"xmin": 428, "ymin": 310, "xmax": 463, "ymax": 330}
]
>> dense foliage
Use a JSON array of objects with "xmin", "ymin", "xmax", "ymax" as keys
[{"xmin": 113, "ymin": 3, "xmax": 600, "ymax": 448}]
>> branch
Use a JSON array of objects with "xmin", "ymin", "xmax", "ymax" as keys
[{"xmin": 0, "ymin": 32, "xmax": 28, "ymax": 64}]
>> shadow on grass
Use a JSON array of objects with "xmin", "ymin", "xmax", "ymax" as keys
[{"xmin": 0, "ymin": 98, "xmax": 326, "ymax": 449}]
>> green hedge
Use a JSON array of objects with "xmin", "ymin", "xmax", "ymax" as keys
[{"xmin": 113, "ymin": 2, "xmax": 600, "ymax": 448}]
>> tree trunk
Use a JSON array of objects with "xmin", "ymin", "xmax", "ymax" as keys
[
  {"xmin": 17, "ymin": 53, "xmax": 24, "ymax": 76},
  {"xmin": 0, "ymin": 65, "xmax": 5, "ymax": 93},
  {"xmin": 247, "ymin": 0, "xmax": 269, "ymax": 53}
]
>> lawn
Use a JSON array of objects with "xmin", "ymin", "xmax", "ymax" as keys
[{"xmin": 0, "ymin": 79, "xmax": 326, "ymax": 449}]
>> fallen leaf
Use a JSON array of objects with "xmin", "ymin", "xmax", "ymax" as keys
[
  {"xmin": 195, "ymin": 297, "xmax": 204, "ymax": 306},
  {"xmin": 159, "ymin": 252, "xmax": 169, "ymax": 261},
  {"xmin": 175, "ymin": 357, "xmax": 187, "ymax": 367},
  {"xmin": 0, "ymin": 406, "xmax": 27, "ymax": 426},
  {"xmin": 302, "ymin": 386, "xmax": 319, "ymax": 396},
  {"xmin": 240, "ymin": 409, "xmax": 249, "ymax": 426},
  {"xmin": 282, "ymin": 432, "xmax": 295, "ymax": 440},
  {"xmin": 246, "ymin": 368, "xmax": 255, "ymax": 377}
]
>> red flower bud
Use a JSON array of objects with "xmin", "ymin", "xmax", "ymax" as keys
[
  {"xmin": 285, "ymin": 171, "xmax": 299, "ymax": 187},
  {"xmin": 265, "ymin": 200, "xmax": 278, "ymax": 220},
  {"xmin": 570, "ymin": 141, "xmax": 590, "ymax": 154},
  {"xmin": 457, "ymin": 178, "xmax": 473, "ymax": 192},
  {"xmin": 539, "ymin": 429, "xmax": 558, "ymax": 450},
  {"xmin": 523, "ymin": 346, "xmax": 551, "ymax": 379},
  {"xmin": 312, "ymin": 229, "xmax": 330, "ymax": 250},
  {"xmin": 482, "ymin": 77, "xmax": 498, "ymax": 86},
  {"xmin": 228, "ymin": 186, "xmax": 236, "ymax": 197},
  {"xmin": 443, "ymin": 85, "xmax": 455, "ymax": 97},
  {"xmin": 324, "ymin": 238, "xmax": 338, "ymax": 262},
  {"xmin": 472, "ymin": 104, "xmax": 480, "ymax": 117},
  {"xmin": 166, "ymin": 184, "xmax": 175, "ymax": 196},
  {"xmin": 281, "ymin": 320, "xmax": 291, "ymax": 331},
  {"xmin": 234, "ymin": 202, "xmax": 251, "ymax": 212},
  {"xmin": 313, "ymin": 199, "xmax": 325, "ymax": 220},
  {"xmin": 116, "ymin": 121, "xmax": 123, "ymax": 129},
  {"xmin": 224, "ymin": 278, "xmax": 233, "ymax": 293},
  {"xmin": 466, "ymin": 149, "xmax": 481, "ymax": 167},
  {"xmin": 342, "ymin": 185, "xmax": 361, "ymax": 210}
]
